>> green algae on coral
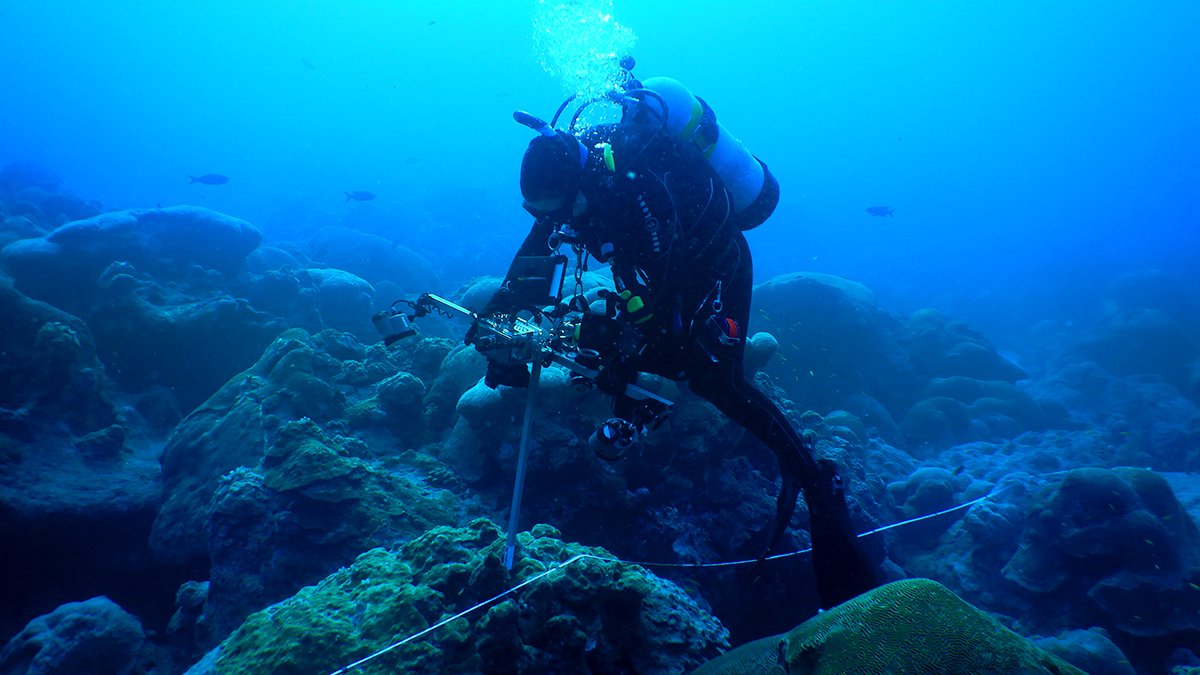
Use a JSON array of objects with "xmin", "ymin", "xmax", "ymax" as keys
[
  {"xmin": 692, "ymin": 578, "xmax": 1085, "ymax": 675},
  {"xmin": 261, "ymin": 419, "xmax": 459, "ymax": 546},
  {"xmin": 212, "ymin": 518, "xmax": 728, "ymax": 674},
  {"xmin": 782, "ymin": 578, "xmax": 1083, "ymax": 674}
]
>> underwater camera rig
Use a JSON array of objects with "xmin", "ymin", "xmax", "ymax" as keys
[{"xmin": 373, "ymin": 256, "xmax": 672, "ymax": 570}]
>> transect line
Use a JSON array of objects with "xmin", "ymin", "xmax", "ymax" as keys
[
  {"xmin": 329, "ymin": 554, "xmax": 593, "ymax": 675},
  {"xmin": 327, "ymin": 478, "xmax": 1030, "ymax": 674}
]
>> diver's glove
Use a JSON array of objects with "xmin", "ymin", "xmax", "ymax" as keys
[
  {"xmin": 615, "ymin": 289, "xmax": 654, "ymax": 324},
  {"xmin": 484, "ymin": 359, "xmax": 530, "ymax": 389},
  {"xmin": 481, "ymin": 287, "xmax": 515, "ymax": 318}
]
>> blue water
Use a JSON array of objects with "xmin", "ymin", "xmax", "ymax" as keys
[
  {"xmin": 3, "ymin": 2, "xmax": 1200, "ymax": 672},
  {"xmin": 4, "ymin": 1, "xmax": 1196, "ymax": 343}
]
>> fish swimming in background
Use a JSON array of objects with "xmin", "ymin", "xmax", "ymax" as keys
[
  {"xmin": 345, "ymin": 190, "xmax": 377, "ymax": 201},
  {"xmin": 866, "ymin": 205, "xmax": 894, "ymax": 217},
  {"xmin": 189, "ymin": 174, "xmax": 229, "ymax": 185}
]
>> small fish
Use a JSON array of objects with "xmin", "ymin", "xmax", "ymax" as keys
[
  {"xmin": 866, "ymin": 205, "xmax": 894, "ymax": 217},
  {"xmin": 345, "ymin": 190, "xmax": 377, "ymax": 202},
  {"xmin": 301, "ymin": 58, "xmax": 315, "ymax": 70},
  {"xmin": 189, "ymin": 173, "xmax": 229, "ymax": 185}
]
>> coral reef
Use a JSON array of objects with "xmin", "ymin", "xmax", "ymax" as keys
[
  {"xmin": 150, "ymin": 329, "xmax": 464, "ymax": 570},
  {"xmin": 1077, "ymin": 270, "xmax": 1198, "ymax": 392},
  {"xmin": 88, "ymin": 262, "xmax": 284, "ymax": 412},
  {"xmin": 693, "ymin": 578, "xmax": 1083, "ymax": 674},
  {"xmin": 5, "ymin": 188, "xmax": 1200, "ymax": 674},
  {"xmin": 1032, "ymin": 628, "xmax": 1136, "ymax": 675},
  {"xmin": 196, "ymin": 419, "xmax": 460, "ymax": 643},
  {"xmin": 750, "ymin": 273, "xmax": 1054, "ymax": 453},
  {"xmin": 306, "ymin": 225, "xmax": 440, "ymax": 297},
  {"xmin": 196, "ymin": 519, "xmax": 728, "ymax": 675},
  {"xmin": 2, "ymin": 206, "xmax": 261, "ymax": 312},
  {"xmin": 0, "ymin": 597, "xmax": 147, "ymax": 675},
  {"xmin": 1004, "ymin": 467, "xmax": 1200, "ymax": 637},
  {"xmin": 0, "ymin": 276, "xmax": 115, "ymax": 438},
  {"xmin": 752, "ymin": 271, "xmax": 908, "ymax": 416}
]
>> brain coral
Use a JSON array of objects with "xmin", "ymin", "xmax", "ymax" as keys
[
  {"xmin": 693, "ymin": 578, "xmax": 1084, "ymax": 674},
  {"xmin": 782, "ymin": 578, "xmax": 1083, "ymax": 674}
]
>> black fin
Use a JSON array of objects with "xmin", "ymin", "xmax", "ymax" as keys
[
  {"xmin": 807, "ymin": 459, "xmax": 879, "ymax": 608},
  {"xmin": 767, "ymin": 473, "xmax": 801, "ymax": 555},
  {"xmin": 751, "ymin": 473, "xmax": 801, "ymax": 583}
]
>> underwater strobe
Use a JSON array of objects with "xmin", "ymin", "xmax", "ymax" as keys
[{"xmin": 371, "ymin": 306, "xmax": 417, "ymax": 346}]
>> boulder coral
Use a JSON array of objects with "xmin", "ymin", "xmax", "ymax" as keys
[
  {"xmin": 751, "ymin": 271, "xmax": 904, "ymax": 414},
  {"xmin": 749, "ymin": 274, "xmax": 1051, "ymax": 451},
  {"xmin": 306, "ymin": 225, "xmax": 439, "ymax": 295},
  {"xmin": 0, "ymin": 278, "xmax": 167, "ymax": 644},
  {"xmin": 904, "ymin": 308, "xmax": 1026, "ymax": 383},
  {"xmin": 692, "ymin": 578, "xmax": 1084, "ymax": 674},
  {"xmin": 88, "ymin": 262, "xmax": 283, "ymax": 412},
  {"xmin": 0, "ymin": 276, "xmax": 115, "ymax": 438},
  {"xmin": 200, "ymin": 419, "xmax": 459, "ymax": 642},
  {"xmin": 1004, "ymin": 467, "xmax": 1200, "ymax": 636},
  {"xmin": 0, "ymin": 161, "xmax": 101, "ymax": 228},
  {"xmin": 297, "ymin": 266, "xmax": 376, "ymax": 338},
  {"xmin": 1081, "ymin": 270, "xmax": 1197, "ymax": 393},
  {"xmin": 151, "ymin": 328, "xmax": 422, "ymax": 565},
  {"xmin": 198, "ymin": 518, "xmax": 728, "ymax": 675},
  {"xmin": 2, "ymin": 205, "xmax": 261, "ymax": 311},
  {"xmin": 900, "ymin": 376, "xmax": 1050, "ymax": 449},
  {"xmin": 0, "ymin": 596, "xmax": 147, "ymax": 675}
]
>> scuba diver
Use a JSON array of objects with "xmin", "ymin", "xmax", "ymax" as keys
[{"xmin": 482, "ymin": 68, "xmax": 878, "ymax": 609}]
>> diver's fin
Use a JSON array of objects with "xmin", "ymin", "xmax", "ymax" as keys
[
  {"xmin": 767, "ymin": 473, "xmax": 801, "ymax": 555},
  {"xmin": 807, "ymin": 459, "xmax": 878, "ymax": 608},
  {"xmin": 750, "ymin": 474, "xmax": 801, "ymax": 584}
]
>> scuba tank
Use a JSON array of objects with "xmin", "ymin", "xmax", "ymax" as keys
[
  {"xmin": 533, "ymin": 60, "xmax": 779, "ymax": 229},
  {"xmin": 632, "ymin": 77, "xmax": 779, "ymax": 229}
]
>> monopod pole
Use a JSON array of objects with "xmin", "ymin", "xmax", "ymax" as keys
[{"xmin": 503, "ymin": 359, "xmax": 543, "ymax": 570}]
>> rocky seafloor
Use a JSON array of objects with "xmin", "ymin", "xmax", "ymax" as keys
[{"xmin": 1, "ymin": 162, "xmax": 1198, "ymax": 674}]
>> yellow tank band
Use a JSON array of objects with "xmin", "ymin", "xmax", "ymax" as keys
[
  {"xmin": 679, "ymin": 100, "xmax": 704, "ymax": 143},
  {"xmin": 602, "ymin": 142, "xmax": 615, "ymax": 172},
  {"xmin": 626, "ymin": 295, "xmax": 644, "ymax": 313},
  {"xmin": 634, "ymin": 312, "xmax": 654, "ymax": 324}
]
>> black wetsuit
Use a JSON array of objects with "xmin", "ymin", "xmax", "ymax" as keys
[{"xmin": 494, "ymin": 124, "xmax": 877, "ymax": 609}]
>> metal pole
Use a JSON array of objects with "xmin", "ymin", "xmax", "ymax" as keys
[{"xmin": 504, "ymin": 359, "xmax": 542, "ymax": 570}]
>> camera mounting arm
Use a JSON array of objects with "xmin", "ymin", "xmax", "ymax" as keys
[
  {"xmin": 396, "ymin": 293, "xmax": 671, "ymax": 408},
  {"xmin": 375, "ymin": 291, "xmax": 673, "ymax": 571}
]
